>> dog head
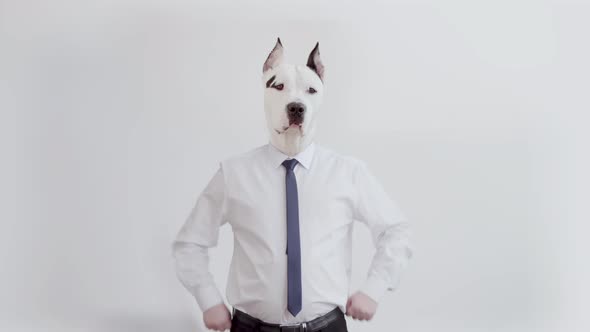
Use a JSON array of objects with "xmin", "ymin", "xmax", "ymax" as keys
[{"xmin": 262, "ymin": 38, "xmax": 325, "ymax": 156}]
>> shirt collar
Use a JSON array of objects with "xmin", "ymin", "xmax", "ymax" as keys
[{"xmin": 267, "ymin": 141, "xmax": 316, "ymax": 170}]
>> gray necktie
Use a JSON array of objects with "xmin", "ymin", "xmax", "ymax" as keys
[{"xmin": 281, "ymin": 158, "xmax": 302, "ymax": 317}]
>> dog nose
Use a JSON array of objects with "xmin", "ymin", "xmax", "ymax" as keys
[{"xmin": 286, "ymin": 102, "xmax": 306, "ymax": 118}]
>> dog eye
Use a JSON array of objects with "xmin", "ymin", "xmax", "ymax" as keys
[
  {"xmin": 273, "ymin": 84, "xmax": 284, "ymax": 91},
  {"xmin": 308, "ymin": 87, "xmax": 317, "ymax": 94}
]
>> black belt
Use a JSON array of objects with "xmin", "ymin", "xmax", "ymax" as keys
[{"xmin": 231, "ymin": 306, "xmax": 344, "ymax": 332}]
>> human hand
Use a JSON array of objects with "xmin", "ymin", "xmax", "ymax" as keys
[
  {"xmin": 203, "ymin": 303, "xmax": 232, "ymax": 331},
  {"xmin": 345, "ymin": 291, "xmax": 378, "ymax": 321}
]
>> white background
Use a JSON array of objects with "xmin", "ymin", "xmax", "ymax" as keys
[{"xmin": 1, "ymin": 1, "xmax": 589, "ymax": 331}]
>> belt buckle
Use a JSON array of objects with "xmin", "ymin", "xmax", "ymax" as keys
[{"xmin": 279, "ymin": 322, "xmax": 307, "ymax": 332}]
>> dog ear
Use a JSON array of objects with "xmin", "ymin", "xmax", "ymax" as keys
[
  {"xmin": 263, "ymin": 38, "xmax": 284, "ymax": 73},
  {"xmin": 306, "ymin": 42, "xmax": 325, "ymax": 81}
]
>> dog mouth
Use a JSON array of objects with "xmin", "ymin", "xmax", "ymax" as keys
[{"xmin": 275, "ymin": 123, "xmax": 303, "ymax": 135}]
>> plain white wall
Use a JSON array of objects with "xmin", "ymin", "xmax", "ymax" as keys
[{"xmin": 1, "ymin": 1, "xmax": 589, "ymax": 331}]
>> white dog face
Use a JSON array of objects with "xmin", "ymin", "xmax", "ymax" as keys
[{"xmin": 262, "ymin": 39, "xmax": 325, "ymax": 141}]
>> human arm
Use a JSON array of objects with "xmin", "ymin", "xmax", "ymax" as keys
[
  {"xmin": 347, "ymin": 159, "xmax": 413, "ymax": 320},
  {"xmin": 172, "ymin": 165, "xmax": 232, "ymax": 330}
]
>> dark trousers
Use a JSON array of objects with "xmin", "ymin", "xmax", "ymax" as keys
[{"xmin": 230, "ymin": 307, "xmax": 349, "ymax": 332}]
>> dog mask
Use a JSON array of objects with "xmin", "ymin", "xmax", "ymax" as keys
[{"xmin": 262, "ymin": 38, "xmax": 325, "ymax": 157}]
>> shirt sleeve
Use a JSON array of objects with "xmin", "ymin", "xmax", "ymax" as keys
[
  {"xmin": 172, "ymin": 163, "xmax": 228, "ymax": 312},
  {"xmin": 352, "ymin": 159, "xmax": 413, "ymax": 303}
]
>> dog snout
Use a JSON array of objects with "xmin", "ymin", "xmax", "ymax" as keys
[{"xmin": 286, "ymin": 102, "xmax": 306, "ymax": 124}]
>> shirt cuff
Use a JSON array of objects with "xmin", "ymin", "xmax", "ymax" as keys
[
  {"xmin": 359, "ymin": 275, "xmax": 392, "ymax": 304},
  {"xmin": 192, "ymin": 284, "xmax": 225, "ymax": 312}
]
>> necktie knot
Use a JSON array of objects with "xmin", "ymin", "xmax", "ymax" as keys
[{"xmin": 282, "ymin": 158, "xmax": 299, "ymax": 171}]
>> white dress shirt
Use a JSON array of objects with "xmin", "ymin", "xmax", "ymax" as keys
[{"xmin": 172, "ymin": 141, "xmax": 412, "ymax": 324}]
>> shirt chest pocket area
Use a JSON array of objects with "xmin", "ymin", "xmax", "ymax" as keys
[
  {"xmin": 226, "ymin": 193, "xmax": 285, "ymax": 264},
  {"xmin": 299, "ymin": 187, "xmax": 354, "ymax": 247}
]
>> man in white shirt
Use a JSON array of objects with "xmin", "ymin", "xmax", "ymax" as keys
[{"xmin": 172, "ymin": 39, "xmax": 412, "ymax": 332}]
